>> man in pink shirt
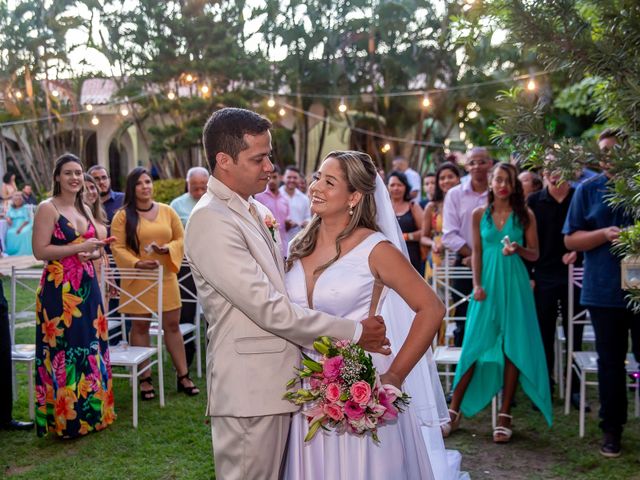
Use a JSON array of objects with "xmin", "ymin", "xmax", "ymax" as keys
[{"xmin": 255, "ymin": 165, "xmax": 290, "ymax": 258}]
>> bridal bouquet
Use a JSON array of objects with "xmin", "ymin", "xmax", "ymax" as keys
[{"xmin": 284, "ymin": 336, "xmax": 410, "ymax": 443}]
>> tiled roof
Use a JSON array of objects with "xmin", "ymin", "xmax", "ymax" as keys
[{"xmin": 80, "ymin": 78, "xmax": 119, "ymax": 105}]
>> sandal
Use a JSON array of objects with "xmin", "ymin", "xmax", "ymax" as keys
[
  {"xmin": 493, "ymin": 413, "xmax": 513, "ymax": 443},
  {"xmin": 139, "ymin": 377, "xmax": 155, "ymax": 401},
  {"xmin": 441, "ymin": 409, "xmax": 462, "ymax": 438},
  {"xmin": 177, "ymin": 373, "xmax": 200, "ymax": 397}
]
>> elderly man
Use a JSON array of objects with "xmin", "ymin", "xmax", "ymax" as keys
[
  {"xmin": 442, "ymin": 147, "xmax": 492, "ymax": 346},
  {"xmin": 392, "ymin": 156, "xmax": 421, "ymax": 201},
  {"xmin": 170, "ymin": 167, "xmax": 209, "ymax": 226},
  {"xmin": 280, "ymin": 166, "xmax": 311, "ymax": 245},
  {"xmin": 88, "ymin": 165, "xmax": 124, "ymax": 224},
  {"xmin": 169, "ymin": 166, "xmax": 209, "ymax": 369}
]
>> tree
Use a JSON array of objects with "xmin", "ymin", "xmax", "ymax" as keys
[
  {"xmin": 488, "ymin": 0, "xmax": 640, "ymax": 305},
  {"xmin": 0, "ymin": 0, "xmax": 87, "ymax": 192}
]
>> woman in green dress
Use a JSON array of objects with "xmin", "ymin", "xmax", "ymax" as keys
[{"xmin": 444, "ymin": 163, "xmax": 552, "ymax": 443}]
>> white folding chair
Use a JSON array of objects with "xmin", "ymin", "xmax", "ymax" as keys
[
  {"xmin": 432, "ymin": 250, "xmax": 471, "ymax": 392},
  {"xmin": 564, "ymin": 265, "xmax": 640, "ymax": 437},
  {"xmin": 101, "ymin": 266, "xmax": 165, "ymax": 428},
  {"xmin": 149, "ymin": 258, "xmax": 202, "ymax": 377},
  {"xmin": 9, "ymin": 267, "xmax": 40, "ymax": 420}
]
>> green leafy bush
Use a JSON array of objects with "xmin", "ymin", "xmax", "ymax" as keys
[{"xmin": 153, "ymin": 178, "xmax": 186, "ymax": 204}]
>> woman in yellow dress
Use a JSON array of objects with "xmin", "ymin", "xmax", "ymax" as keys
[{"xmin": 111, "ymin": 167, "xmax": 199, "ymax": 400}]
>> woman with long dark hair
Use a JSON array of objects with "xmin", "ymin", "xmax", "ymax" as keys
[
  {"xmin": 32, "ymin": 153, "xmax": 115, "ymax": 438},
  {"xmin": 444, "ymin": 162, "xmax": 552, "ymax": 443},
  {"xmin": 110, "ymin": 167, "xmax": 198, "ymax": 400},
  {"xmin": 387, "ymin": 171, "xmax": 423, "ymax": 272},
  {"xmin": 421, "ymin": 162, "xmax": 461, "ymax": 275}
]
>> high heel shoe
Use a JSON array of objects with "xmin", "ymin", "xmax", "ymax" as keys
[
  {"xmin": 441, "ymin": 409, "xmax": 462, "ymax": 438},
  {"xmin": 177, "ymin": 373, "xmax": 200, "ymax": 396},
  {"xmin": 139, "ymin": 376, "xmax": 155, "ymax": 401},
  {"xmin": 493, "ymin": 413, "xmax": 513, "ymax": 443}
]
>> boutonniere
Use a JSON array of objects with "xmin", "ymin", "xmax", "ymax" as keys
[{"xmin": 264, "ymin": 214, "xmax": 279, "ymax": 242}]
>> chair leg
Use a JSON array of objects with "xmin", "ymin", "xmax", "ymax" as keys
[
  {"xmin": 557, "ymin": 342, "xmax": 565, "ymax": 400},
  {"xmin": 564, "ymin": 361, "xmax": 574, "ymax": 415},
  {"xmin": 28, "ymin": 361, "xmax": 34, "ymax": 420},
  {"xmin": 579, "ymin": 372, "xmax": 586, "ymax": 438},
  {"xmin": 491, "ymin": 396, "xmax": 497, "ymax": 430},
  {"xmin": 132, "ymin": 366, "xmax": 138, "ymax": 428}
]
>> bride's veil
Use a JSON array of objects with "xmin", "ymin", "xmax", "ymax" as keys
[{"xmin": 373, "ymin": 174, "xmax": 451, "ymax": 428}]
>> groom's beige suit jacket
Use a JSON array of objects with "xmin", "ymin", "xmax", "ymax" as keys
[{"xmin": 185, "ymin": 176, "xmax": 357, "ymax": 418}]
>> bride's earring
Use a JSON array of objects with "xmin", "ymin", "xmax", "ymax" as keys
[{"xmin": 348, "ymin": 203, "xmax": 354, "ymax": 216}]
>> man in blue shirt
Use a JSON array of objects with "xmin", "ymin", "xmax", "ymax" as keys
[
  {"xmin": 88, "ymin": 165, "xmax": 124, "ymax": 224},
  {"xmin": 563, "ymin": 128, "xmax": 640, "ymax": 458}
]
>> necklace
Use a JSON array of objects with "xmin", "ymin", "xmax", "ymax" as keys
[{"xmin": 136, "ymin": 202, "xmax": 154, "ymax": 212}]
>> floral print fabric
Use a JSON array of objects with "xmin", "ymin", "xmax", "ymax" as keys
[{"xmin": 35, "ymin": 215, "xmax": 115, "ymax": 438}]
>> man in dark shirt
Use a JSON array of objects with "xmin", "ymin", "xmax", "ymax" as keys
[
  {"xmin": 563, "ymin": 129, "xmax": 640, "ymax": 458},
  {"xmin": 528, "ymin": 160, "xmax": 584, "ymax": 409},
  {"xmin": 0, "ymin": 280, "xmax": 33, "ymax": 431},
  {"xmin": 88, "ymin": 165, "xmax": 124, "ymax": 224}
]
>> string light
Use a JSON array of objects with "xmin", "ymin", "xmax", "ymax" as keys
[
  {"xmin": 381, "ymin": 143, "xmax": 391, "ymax": 153},
  {"xmin": 167, "ymin": 91, "xmax": 176, "ymax": 100},
  {"xmin": 267, "ymin": 96, "xmax": 276, "ymax": 108},
  {"xmin": 14, "ymin": 90, "xmax": 23, "ymax": 99},
  {"xmin": 421, "ymin": 95, "xmax": 430, "ymax": 108},
  {"xmin": 444, "ymin": 139, "xmax": 451, "ymax": 147},
  {"xmin": 278, "ymin": 107, "xmax": 286, "ymax": 116},
  {"xmin": 527, "ymin": 78, "xmax": 537, "ymax": 91},
  {"xmin": 468, "ymin": 143, "xmax": 474, "ymax": 149},
  {"xmin": 120, "ymin": 106, "xmax": 129, "ymax": 116},
  {"xmin": 468, "ymin": 111, "xmax": 478, "ymax": 119},
  {"xmin": 90, "ymin": 115, "xmax": 99, "ymax": 126},
  {"xmin": 200, "ymin": 85, "xmax": 209, "ymax": 95},
  {"xmin": 51, "ymin": 89, "xmax": 59, "ymax": 98},
  {"xmin": 458, "ymin": 122, "xmax": 464, "ymax": 129},
  {"xmin": 85, "ymin": 104, "xmax": 93, "ymax": 111},
  {"xmin": 185, "ymin": 73, "xmax": 194, "ymax": 83},
  {"xmin": 338, "ymin": 97, "xmax": 347, "ymax": 113},
  {"xmin": 460, "ymin": 131, "xmax": 466, "ymax": 141}
]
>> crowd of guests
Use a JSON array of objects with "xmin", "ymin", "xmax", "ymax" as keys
[{"xmin": 3, "ymin": 128, "xmax": 638, "ymax": 461}]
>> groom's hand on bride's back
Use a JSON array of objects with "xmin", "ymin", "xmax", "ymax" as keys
[{"xmin": 357, "ymin": 315, "xmax": 391, "ymax": 355}]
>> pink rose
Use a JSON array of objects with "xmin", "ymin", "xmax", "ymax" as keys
[
  {"xmin": 350, "ymin": 381, "xmax": 371, "ymax": 405},
  {"xmin": 322, "ymin": 356, "xmax": 343, "ymax": 382},
  {"xmin": 323, "ymin": 403, "xmax": 344, "ymax": 422},
  {"xmin": 344, "ymin": 400, "xmax": 365, "ymax": 420},
  {"xmin": 325, "ymin": 382, "xmax": 341, "ymax": 403}
]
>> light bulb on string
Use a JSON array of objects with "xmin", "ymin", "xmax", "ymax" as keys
[
  {"xmin": 468, "ymin": 143, "xmax": 474, "ymax": 149},
  {"xmin": 167, "ymin": 91, "xmax": 176, "ymax": 100},
  {"xmin": 91, "ymin": 115, "xmax": 99, "ymax": 126},
  {"xmin": 86, "ymin": 103, "xmax": 93, "ymax": 111},
  {"xmin": 267, "ymin": 96, "xmax": 276, "ymax": 108},
  {"xmin": 185, "ymin": 73, "xmax": 194, "ymax": 83},
  {"xmin": 527, "ymin": 78, "xmax": 537, "ymax": 91},
  {"xmin": 460, "ymin": 131, "xmax": 466, "ymax": 141},
  {"xmin": 120, "ymin": 105, "xmax": 129, "ymax": 116},
  {"xmin": 468, "ymin": 111, "xmax": 478, "ymax": 119},
  {"xmin": 458, "ymin": 122, "xmax": 464, "ymax": 129},
  {"xmin": 51, "ymin": 89, "xmax": 59, "ymax": 98},
  {"xmin": 381, "ymin": 143, "xmax": 391, "ymax": 153},
  {"xmin": 421, "ymin": 95, "xmax": 430, "ymax": 108},
  {"xmin": 14, "ymin": 90, "xmax": 23, "ymax": 99},
  {"xmin": 201, "ymin": 85, "xmax": 209, "ymax": 95},
  {"xmin": 278, "ymin": 107, "xmax": 286, "ymax": 117},
  {"xmin": 338, "ymin": 97, "xmax": 348, "ymax": 113}
]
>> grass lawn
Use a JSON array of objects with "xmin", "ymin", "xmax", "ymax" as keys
[{"xmin": 2, "ymin": 277, "xmax": 640, "ymax": 479}]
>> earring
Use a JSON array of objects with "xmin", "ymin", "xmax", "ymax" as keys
[{"xmin": 348, "ymin": 203, "xmax": 354, "ymax": 216}]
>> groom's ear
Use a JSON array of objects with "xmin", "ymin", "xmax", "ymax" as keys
[
  {"xmin": 216, "ymin": 152, "xmax": 233, "ymax": 170},
  {"xmin": 349, "ymin": 191, "xmax": 363, "ymax": 206}
]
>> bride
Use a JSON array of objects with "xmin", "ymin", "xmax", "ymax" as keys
[{"xmin": 283, "ymin": 150, "xmax": 463, "ymax": 479}]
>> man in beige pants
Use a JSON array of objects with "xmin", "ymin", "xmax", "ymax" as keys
[{"xmin": 185, "ymin": 108, "xmax": 389, "ymax": 479}]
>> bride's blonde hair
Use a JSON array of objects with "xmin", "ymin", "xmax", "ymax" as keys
[{"xmin": 286, "ymin": 150, "xmax": 379, "ymax": 274}]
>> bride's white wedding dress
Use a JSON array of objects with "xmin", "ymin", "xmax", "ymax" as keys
[{"xmin": 283, "ymin": 232, "xmax": 462, "ymax": 480}]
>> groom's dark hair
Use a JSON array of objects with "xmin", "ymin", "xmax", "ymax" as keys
[{"xmin": 203, "ymin": 108, "xmax": 272, "ymax": 171}]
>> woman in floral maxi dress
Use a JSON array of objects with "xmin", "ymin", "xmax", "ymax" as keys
[{"xmin": 32, "ymin": 154, "xmax": 116, "ymax": 438}]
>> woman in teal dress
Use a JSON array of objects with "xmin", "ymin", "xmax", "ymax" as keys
[
  {"xmin": 5, "ymin": 192, "xmax": 33, "ymax": 256},
  {"xmin": 445, "ymin": 163, "xmax": 552, "ymax": 443},
  {"xmin": 32, "ymin": 154, "xmax": 115, "ymax": 438}
]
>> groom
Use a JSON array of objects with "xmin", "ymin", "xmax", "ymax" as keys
[{"xmin": 185, "ymin": 108, "xmax": 389, "ymax": 480}]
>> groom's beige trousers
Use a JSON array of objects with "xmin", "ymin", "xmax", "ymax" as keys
[{"xmin": 211, "ymin": 413, "xmax": 291, "ymax": 480}]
